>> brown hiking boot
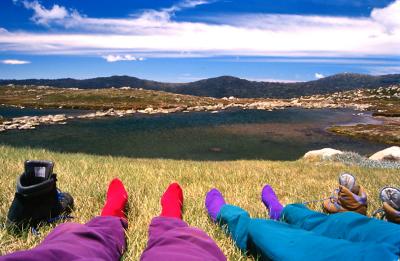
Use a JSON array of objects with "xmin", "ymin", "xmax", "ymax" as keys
[
  {"xmin": 382, "ymin": 202, "xmax": 400, "ymax": 224},
  {"xmin": 376, "ymin": 187, "xmax": 400, "ymax": 224},
  {"xmin": 323, "ymin": 173, "xmax": 367, "ymax": 215}
]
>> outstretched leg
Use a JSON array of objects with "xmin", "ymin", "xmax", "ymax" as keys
[
  {"xmin": 141, "ymin": 183, "xmax": 226, "ymax": 261},
  {"xmin": 282, "ymin": 203, "xmax": 400, "ymax": 251},
  {"xmin": 207, "ymin": 188, "xmax": 398, "ymax": 260},
  {"xmin": 261, "ymin": 184, "xmax": 400, "ymax": 252},
  {"xmin": 1, "ymin": 178, "xmax": 128, "ymax": 261}
]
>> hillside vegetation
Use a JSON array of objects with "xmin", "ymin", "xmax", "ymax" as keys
[
  {"xmin": 0, "ymin": 85, "xmax": 221, "ymax": 110},
  {"xmin": 2, "ymin": 73, "xmax": 400, "ymax": 98},
  {"xmin": 1, "ymin": 145, "xmax": 399, "ymax": 259}
]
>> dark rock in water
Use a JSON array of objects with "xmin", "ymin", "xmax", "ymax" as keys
[{"xmin": 209, "ymin": 147, "xmax": 223, "ymax": 153}]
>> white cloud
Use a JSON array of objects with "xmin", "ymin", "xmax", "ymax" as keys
[
  {"xmin": 371, "ymin": 0, "xmax": 400, "ymax": 34},
  {"xmin": 213, "ymin": 57, "xmax": 400, "ymax": 65},
  {"xmin": 102, "ymin": 54, "xmax": 145, "ymax": 62},
  {"xmin": 314, "ymin": 73, "xmax": 325, "ymax": 79},
  {"xmin": 2, "ymin": 0, "xmax": 400, "ymax": 58},
  {"xmin": 1, "ymin": 59, "xmax": 31, "ymax": 64},
  {"xmin": 22, "ymin": 0, "xmax": 69, "ymax": 25},
  {"xmin": 367, "ymin": 66, "xmax": 400, "ymax": 75},
  {"xmin": 164, "ymin": 0, "xmax": 210, "ymax": 13}
]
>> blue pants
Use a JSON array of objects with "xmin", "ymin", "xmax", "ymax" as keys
[{"xmin": 217, "ymin": 204, "xmax": 400, "ymax": 261}]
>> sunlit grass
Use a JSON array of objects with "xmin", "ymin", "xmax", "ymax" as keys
[{"xmin": 0, "ymin": 145, "xmax": 399, "ymax": 260}]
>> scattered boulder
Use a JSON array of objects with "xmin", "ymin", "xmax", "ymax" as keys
[
  {"xmin": 369, "ymin": 146, "xmax": 400, "ymax": 162},
  {"xmin": 303, "ymin": 148, "xmax": 343, "ymax": 160}
]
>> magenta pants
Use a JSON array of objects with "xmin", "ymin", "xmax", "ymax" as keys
[
  {"xmin": 1, "ymin": 216, "xmax": 226, "ymax": 261},
  {"xmin": 141, "ymin": 216, "xmax": 226, "ymax": 260}
]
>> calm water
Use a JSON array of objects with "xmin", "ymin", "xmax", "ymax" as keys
[
  {"xmin": 0, "ymin": 107, "xmax": 386, "ymax": 160},
  {"xmin": 0, "ymin": 106, "xmax": 90, "ymax": 118}
]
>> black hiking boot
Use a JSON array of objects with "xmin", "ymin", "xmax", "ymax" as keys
[{"xmin": 7, "ymin": 160, "xmax": 74, "ymax": 230}]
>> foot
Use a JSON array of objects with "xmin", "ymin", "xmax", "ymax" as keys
[
  {"xmin": 380, "ymin": 187, "xmax": 400, "ymax": 210},
  {"xmin": 339, "ymin": 173, "xmax": 359, "ymax": 194},
  {"xmin": 205, "ymin": 188, "xmax": 226, "ymax": 222},
  {"xmin": 323, "ymin": 173, "xmax": 367, "ymax": 215},
  {"xmin": 101, "ymin": 178, "xmax": 128, "ymax": 220},
  {"xmin": 160, "ymin": 183, "xmax": 184, "ymax": 219},
  {"xmin": 261, "ymin": 185, "xmax": 283, "ymax": 220}
]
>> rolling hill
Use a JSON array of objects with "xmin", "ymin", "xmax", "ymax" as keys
[{"xmin": 1, "ymin": 73, "xmax": 399, "ymax": 99}]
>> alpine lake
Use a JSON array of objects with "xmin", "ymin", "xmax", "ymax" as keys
[{"xmin": 0, "ymin": 106, "xmax": 386, "ymax": 161}]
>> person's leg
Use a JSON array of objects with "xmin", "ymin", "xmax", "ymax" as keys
[
  {"xmin": 282, "ymin": 203, "xmax": 400, "ymax": 251},
  {"xmin": 209, "ymin": 188, "xmax": 398, "ymax": 260},
  {"xmin": 216, "ymin": 204, "xmax": 251, "ymax": 251},
  {"xmin": 141, "ymin": 216, "xmax": 226, "ymax": 261},
  {"xmin": 261, "ymin": 184, "xmax": 400, "ymax": 250},
  {"xmin": 1, "ymin": 216, "xmax": 127, "ymax": 261},
  {"xmin": 1, "ymin": 178, "xmax": 129, "ymax": 261},
  {"xmin": 141, "ymin": 183, "xmax": 226, "ymax": 261},
  {"xmin": 247, "ymin": 217, "xmax": 397, "ymax": 261}
]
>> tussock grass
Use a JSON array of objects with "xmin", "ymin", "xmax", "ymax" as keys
[
  {"xmin": 0, "ymin": 145, "xmax": 399, "ymax": 260},
  {"xmin": 0, "ymin": 86, "xmax": 222, "ymax": 110}
]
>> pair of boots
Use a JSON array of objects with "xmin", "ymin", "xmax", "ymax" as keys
[
  {"xmin": 7, "ymin": 160, "xmax": 74, "ymax": 230},
  {"xmin": 323, "ymin": 173, "xmax": 400, "ymax": 223}
]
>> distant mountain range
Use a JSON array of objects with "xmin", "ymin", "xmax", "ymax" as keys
[{"xmin": 1, "ymin": 73, "xmax": 399, "ymax": 99}]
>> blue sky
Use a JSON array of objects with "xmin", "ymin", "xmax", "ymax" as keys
[{"xmin": 0, "ymin": 0, "xmax": 399, "ymax": 82}]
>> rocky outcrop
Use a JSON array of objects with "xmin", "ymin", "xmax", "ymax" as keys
[
  {"xmin": 369, "ymin": 146, "xmax": 400, "ymax": 162},
  {"xmin": 77, "ymin": 108, "xmax": 136, "ymax": 119},
  {"xmin": 0, "ymin": 114, "xmax": 67, "ymax": 131},
  {"xmin": 303, "ymin": 148, "xmax": 343, "ymax": 160}
]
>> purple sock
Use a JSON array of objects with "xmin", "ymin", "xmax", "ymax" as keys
[
  {"xmin": 205, "ymin": 188, "xmax": 226, "ymax": 222},
  {"xmin": 261, "ymin": 185, "xmax": 283, "ymax": 220}
]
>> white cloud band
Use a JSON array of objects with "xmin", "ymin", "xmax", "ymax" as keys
[
  {"xmin": 2, "ymin": 0, "xmax": 399, "ymax": 58},
  {"xmin": 1, "ymin": 59, "xmax": 31, "ymax": 64},
  {"xmin": 103, "ymin": 54, "xmax": 145, "ymax": 62}
]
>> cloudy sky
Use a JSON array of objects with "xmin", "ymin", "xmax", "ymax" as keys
[{"xmin": 0, "ymin": 0, "xmax": 399, "ymax": 82}]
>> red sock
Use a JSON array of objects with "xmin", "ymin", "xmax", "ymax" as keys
[
  {"xmin": 101, "ymin": 178, "xmax": 128, "ymax": 220},
  {"xmin": 160, "ymin": 182, "xmax": 183, "ymax": 219}
]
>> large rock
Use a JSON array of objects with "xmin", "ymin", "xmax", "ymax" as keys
[
  {"xmin": 369, "ymin": 146, "xmax": 400, "ymax": 162},
  {"xmin": 303, "ymin": 148, "xmax": 343, "ymax": 160}
]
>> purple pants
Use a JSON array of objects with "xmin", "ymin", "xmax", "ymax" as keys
[
  {"xmin": 0, "ymin": 216, "xmax": 127, "ymax": 261},
  {"xmin": 141, "ymin": 217, "xmax": 226, "ymax": 261},
  {"xmin": 1, "ymin": 216, "xmax": 226, "ymax": 261}
]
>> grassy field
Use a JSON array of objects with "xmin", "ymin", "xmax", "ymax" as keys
[
  {"xmin": 1, "ymin": 145, "xmax": 399, "ymax": 259},
  {"xmin": 0, "ymin": 85, "xmax": 224, "ymax": 110}
]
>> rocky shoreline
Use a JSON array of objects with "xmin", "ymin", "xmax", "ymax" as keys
[
  {"xmin": 0, "ymin": 98, "xmax": 373, "ymax": 133},
  {"xmin": 1, "ymin": 84, "xmax": 398, "ymax": 133}
]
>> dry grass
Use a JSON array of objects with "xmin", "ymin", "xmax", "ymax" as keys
[
  {"xmin": 329, "ymin": 123, "xmax": 400, "ymax": 145},
  {"xmin": 0, "ymin": 86, "xmax": 221, "ymax": 110},
  {"xmin": 0, "ymin": 145, "xmax": 399, "ymax": 260}
]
